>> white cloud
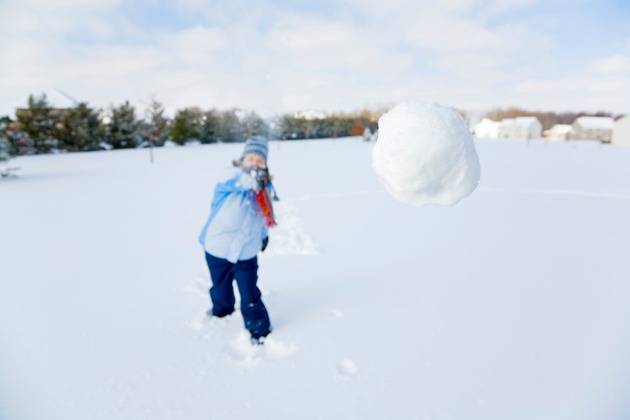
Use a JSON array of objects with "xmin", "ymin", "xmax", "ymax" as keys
[
  {"xmin": 341, "ymin": 0, "xmax": 477, "ymax": 18},
  {"xmin": 515, "ymin": 76, "xmax": 628, "ymax": 94},
  {"xmin": 1, "ymin": 0, "xmax": 121, "ymax": 14},
  {"xmin": 166, "ymin": 25, "xmax": 229, "ymax": 65},
  {"xmin": 0, "ymin": 0, "xmax": 123, "ymax": 39},
  {"xmin": 588, "ymin": 54, "xmax": 630, "ymax": 75},
  {"xmin": 488, "ymin": 0, "xmax": 538, "ymax": 14},
  {"xmin": 268, "ymin": 23, "xmax": 353, "ymax": 52},
  {"xmin": 0, "ymin": 0, "xmax": 629, "ymax": 118},
  {"xmin": 511, "ymin": 75, "xmax": 630, "ymax": 112},
  {"xmin": 174, "ymin": 0, "xmax": 269, "ymax": 26},
  {"xmin": 338, "ymin": 0, "xmax": 552, "ymax": 83}
]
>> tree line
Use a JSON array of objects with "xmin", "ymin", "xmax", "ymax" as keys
[
  {"xmin": 4, "ymin": 95, "xmax": 621, "ymax": 160},
  {"xmin": 0, "ymin": 94, "xmax": 381, "ymax": 157}
]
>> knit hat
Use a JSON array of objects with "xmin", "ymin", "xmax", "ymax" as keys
[{"xmin": 241, "ymin": 135, "xmax": 269, "ymax": 162}]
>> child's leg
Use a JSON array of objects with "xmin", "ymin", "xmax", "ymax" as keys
[
  {"xmin": 233, "ymin": 257, "xmax": 271, "ymax": 339},
  {"xmin": 205, "ymin": 253, "xmax": 236, "ymax": 317}
]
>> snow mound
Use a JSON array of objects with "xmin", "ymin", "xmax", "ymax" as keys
[
  {"xmin": 265, "ymin": 201, "xmax": 319, "ymax": 256},
  {"xmin": 372, "ymin": 102, "xmax": 481, "ymax": 206},
  {"xmin": 227, "ymin": 331, "xmax": 298, "ymax": 368}
]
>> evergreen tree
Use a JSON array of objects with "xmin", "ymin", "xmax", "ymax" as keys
[
  {"xmin": 0, "ymin": 117, "xmax": 11, "ymax": 159},
  {"xmin": 0, "ymin": 138, "xmax": 10, "ymax": 163},
  {"xmin": 335, "ymin": 117, "xmax": 355, "ymax": 137},
  {"xmin": 59, "ymin": 103, "xmax": 105, "ymax": 152},
  {"xmin": 8, "ymin": 130, "xmax": 34, "ymax": 156},
  {"xmin": 170, "ymin": 108, "xmax": 203, "ymax": 145},
  {"xmin": 16, "ymin": 94, "xmax": 61, "ymax": 153},
  {"xmin": 1, "ymin": 116, "xmax": 34, "ymax": 156},
  {"xmin": 107, "ymin": 101, "xmax": 140, "ymax": 149},
  {"xmin": 217, "ymin": 110, "xmax": 245, "ymax": 143},
  {"xmin": 0, "ymin": 118, "xmax": 17, "ymax": 177},
  {"xmin": 240, "ymin": 111, "xmax": 270, "ymax": 139},
  {"xmin": 199, "ymin": 109, "xmax": 221, "ymax": 144},
  {"xmin": 142, "ymin": 99, "xmax": 170, "ymax": 147},
  {"xmin": 276, "ymin": 115, "xmax": 305, "ymax": 140},
  {"xmin": 0, "ymin": 137, "xmax": 12, "ymax": 177},
  {"xmin": 314, "ymin": 116, "xmax": 337, "ymax": 138},
  {"xmin": 278, "ymin": 113, "xmax": 337, "ymax": 140},
  {"xmin": 0, "ymin": 127, "xmax": 10, "ymax": 163}
]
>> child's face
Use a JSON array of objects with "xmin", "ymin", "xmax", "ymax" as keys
[{"xmin": 242, "ymin": 153, "xmax": 267, "ymax": 168}]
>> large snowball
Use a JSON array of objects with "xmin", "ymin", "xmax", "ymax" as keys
[{"xmin": 372, "ymin": 102, "xmax": 481, "ymax": 207}]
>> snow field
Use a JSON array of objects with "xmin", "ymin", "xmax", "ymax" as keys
[{"xmin": 1, "ymin": 138, "xmax": 630, "ymax": 420}]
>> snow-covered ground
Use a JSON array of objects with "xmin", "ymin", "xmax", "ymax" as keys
[{"xmin": 1, "ymin": 138, "xmax": 630, "ymax": 420}]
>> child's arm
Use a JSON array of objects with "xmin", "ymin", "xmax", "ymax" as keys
[{"xmin": 205, "ymin": 172, "xmax": 249, "ymax": 222}]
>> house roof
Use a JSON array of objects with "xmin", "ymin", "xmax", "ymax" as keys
[
  {"xmin": 516, "ymin": 117, "xmax": 541, "ymax": 127},
  {"xmin": 546, "ymin": 124, "xmax": 573, "ymax": 134},
  {"xmin": 475, "ymin": 118, "xmax": 499, "ymax": 127},
  {"xmin": 574, "ymin": 116, "xmax": 615, "ymax": 129},
  {"xmin": 500, "ymin": 116, "xmax": 540, "ymax": 127}
]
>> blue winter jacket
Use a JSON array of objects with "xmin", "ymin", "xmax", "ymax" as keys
[{"xmin": 199, "ymin": 168, "xmax": 269, "ymax": 263}]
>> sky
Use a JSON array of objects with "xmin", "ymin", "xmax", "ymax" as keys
[{"xmin": 1, "ymin": 0, "xmax": 629, "ymax": 119}]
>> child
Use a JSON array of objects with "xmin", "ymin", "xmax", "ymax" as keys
[{"xmin": 199, "ymin": 135, "xmax": 277, "ymax": 344}]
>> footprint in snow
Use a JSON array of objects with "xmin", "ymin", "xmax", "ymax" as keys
[
  {"xmin": 336, "ymin": 359, "xmax": 358, "ymax": 379},
  {"xmin": 184, "ymin": 275, "xmax": 210, "ymax": 298},
  {"xmin": 226, "ymin": 331, "xmax": 298, "ymax": 368},
  {"xmin": 186, "ymin": 308, "xmax": 235, "ymax": 330}
]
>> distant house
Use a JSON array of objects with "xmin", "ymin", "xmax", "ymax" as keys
[
  {"xmin": 497, "ymin": 118, "xmax": 515, "ymax": 138},
  {"xmin": 612, "ymin": 115, "xmax": 630, "ymax": 147},
  {"xmin": 514, "ymin": 117, "xmax": 542, "ymax": 139},
  {"xmin": 497, "ymin": 116, "xmax": 542, "ymax": 139},
  {"xmin": 474, "ymin": 118, "xmax": 499, "ymax": 139},
  {"xmin": 572, "ymin": 116, "xmax": 615, "ymax": 142},
  {"xmin": 543, "ymin": 124, "xmax": 574, "ymax": 141}
]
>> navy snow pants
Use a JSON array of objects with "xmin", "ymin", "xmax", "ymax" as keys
[{"xmin": 205, "ymin": 253, "xmax": 271, "ymax": 339}]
